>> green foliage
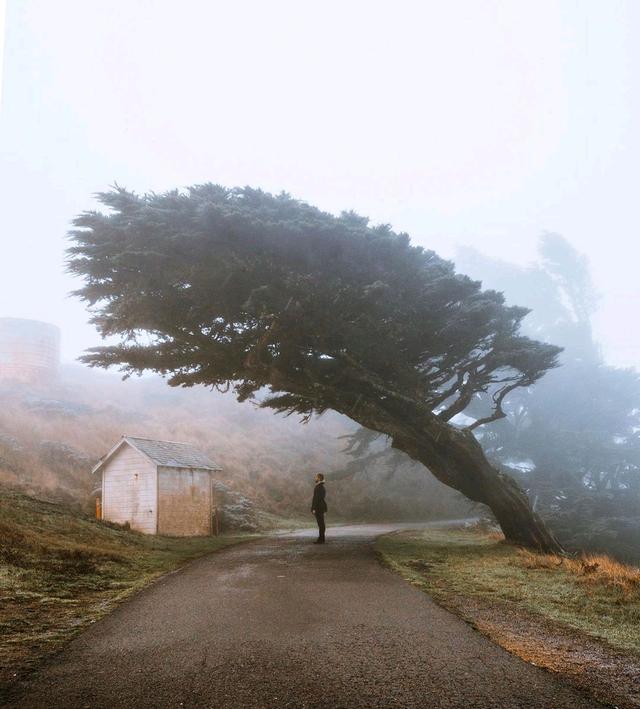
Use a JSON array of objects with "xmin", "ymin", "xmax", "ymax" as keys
[{"xmin": 68, "ymin": 185, "xmax": 561, "ymax": 428}]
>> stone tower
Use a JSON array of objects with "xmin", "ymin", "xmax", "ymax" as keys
[{"xmin": 0, "ymin": 318, "xmax": 61, "ymax": 384}]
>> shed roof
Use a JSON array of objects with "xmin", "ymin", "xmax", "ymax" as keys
[{"xmin": 92, "ymin": 436, "xmax": 222, "ymax": 474}]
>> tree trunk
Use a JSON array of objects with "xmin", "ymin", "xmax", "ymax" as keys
[
  {"xmin": 431, "ymin": 430, "xmax": 563, "ymax": 552},
  {"xmin": 348, "ymin": 398, "xmax": 564, "ymax": 553},
  {"xmin": 269, "ymin": 366, "xmax": 563, "ymax": 552}
]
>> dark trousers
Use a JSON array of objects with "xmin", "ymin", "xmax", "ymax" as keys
[{"xmin": 314, "ymin": 511, "xmax": 326, "ymax": 542}]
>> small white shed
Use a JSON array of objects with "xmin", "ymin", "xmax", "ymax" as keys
[{"xmin": 92, "ymin": 436, "xmax": 222, "ymax": 536}]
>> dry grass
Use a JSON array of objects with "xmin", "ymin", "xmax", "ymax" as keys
[{"xmin": 519, "ymin": 548, "xmax": 640, "ymax": 598}]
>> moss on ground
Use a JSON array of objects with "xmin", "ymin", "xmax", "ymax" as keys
[
  {"xmin": 0, "ymin": 489, "xmax": 256, "ymax": 690},
  {"xmin": 377, "ymin": 527, "xmax": 640, "ymax": 655}
]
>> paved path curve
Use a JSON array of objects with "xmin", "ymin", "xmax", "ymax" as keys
[{"xmin": 6, "ymin": 525, "xmax": 601, "ymax": 708}]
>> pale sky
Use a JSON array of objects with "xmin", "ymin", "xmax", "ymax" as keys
[
  {"xmin": 0, "ymin": 0, "xmax": 638, "ymax": 366},
  {"xmin": 0, "ymin": 2, "xmax": 6, "ymax": 106}
]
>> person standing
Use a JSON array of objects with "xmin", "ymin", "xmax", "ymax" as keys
[{"xmin": 311, "ymin": 473, "xmax": 327, "ymax": 544}]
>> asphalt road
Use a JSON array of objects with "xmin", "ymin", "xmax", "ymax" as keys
[{"xmin": 5, "ymin": 524, "xmax": 601, "ymax": 709}]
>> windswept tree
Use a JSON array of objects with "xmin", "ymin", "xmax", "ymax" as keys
[
  {"xmin": 68, "ymin": 185, "xmax": 563, "ymax": 551},
  {"xmin": 458, "ymin": 237, "xmax": 640, "ymax": 561}
]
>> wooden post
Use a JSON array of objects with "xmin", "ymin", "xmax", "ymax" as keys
[{"xmin": 96, "ymin": 497, "xmax": 102, "ymax": 520}]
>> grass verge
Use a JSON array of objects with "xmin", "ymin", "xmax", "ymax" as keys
[
  {"xmin": 254, "ymin": 509, "xmax": 317, "ymax": 531},
  {"xmin": 0, "ymin": 489, "xmax": 256, "ymax": 692},
  {"xmin": 377, "ymin": 526, "xmax": 640, "ymax": 708}
]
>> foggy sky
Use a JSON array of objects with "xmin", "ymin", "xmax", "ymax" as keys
[{"xmin": 0, "ymin": 0, "xmax": 638, "ymax": 367}]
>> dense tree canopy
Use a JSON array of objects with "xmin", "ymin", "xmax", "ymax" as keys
[
  {"xmin": 69, "ymin": 186, "xmax": 560, "ymax": 423},
  {"xmin": 68, "ymin": 185, "xmax": 564, "ymax": 550}
]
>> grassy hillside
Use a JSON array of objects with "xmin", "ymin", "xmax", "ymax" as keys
[
  {"xmin": 0, "ymin": 364, "xmax": 468, "ymax": 521},
  {"xmin": 0, "ymin": 365, "xmax": 353, "ymax": 506},
  {"xmin": 0, "ymin": 489, "xmax": 254, "ymax": 693}
]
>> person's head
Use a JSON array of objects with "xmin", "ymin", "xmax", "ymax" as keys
[{"xmin": 315, "ymin": 473, "xmax": 325, "ymax": 483}]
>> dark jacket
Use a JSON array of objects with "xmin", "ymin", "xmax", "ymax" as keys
[{"xmin": 311, "ymin": 481, "xmax": 327, "ymax": 514}]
